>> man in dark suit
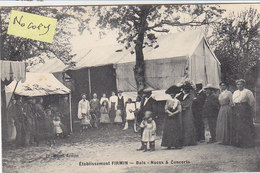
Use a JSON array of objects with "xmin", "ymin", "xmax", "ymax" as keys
[
  {"xmin": 192, "ymin": 84, "xmax": 207, "ymax": 142},
  {"xmin": 202, "ymin": 84, "xmax": 220, "ymax": 144},
  {"xmin": 137, "ymin": 87, "xmax": 158, "ymax": 151}
]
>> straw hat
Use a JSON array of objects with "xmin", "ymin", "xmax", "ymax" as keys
[{"xmin": 143, "ymin": 86, "xmax": 154, "ymax": 93}]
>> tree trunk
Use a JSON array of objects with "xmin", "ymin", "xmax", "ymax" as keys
[
  {"xmin": 134, "ymin": 6, "xmax": 150, "ymax": 94},
  {"xmin": 134, "ymin": 32, "xmax": 145, "ymax": 93}
]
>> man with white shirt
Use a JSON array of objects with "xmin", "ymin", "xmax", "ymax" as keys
[{"xmin": 77, "ymin": 93, "xmax": 91, "ymax": 132}]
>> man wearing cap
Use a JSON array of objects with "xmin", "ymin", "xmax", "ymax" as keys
[
  {"xmin": 137, "ymin": 86, "xmax": 158, "ymax": 150},
  {"xmin": 202, "ymin": 84, "xmax": 220, "ymax": 144}
]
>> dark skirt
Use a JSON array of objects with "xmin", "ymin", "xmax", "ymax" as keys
[
  {"xmin": 182, "ymin": 108, "xmax": 197, "ymax": 146},
  {"xmin": 232, "ymin": 102, "xmax": 255, "ymax": 148},
  {"xmin": 110, "ymin": 102, "xmax": 116, "ymax": 123},
  {"xmin": 161, "ymin": 113, "xmax": 182, "ymax": 148}
]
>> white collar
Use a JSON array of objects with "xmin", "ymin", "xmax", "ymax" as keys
[{"xmin": 183, "ymin": 93, "xmax": 189, "ymax": 100}]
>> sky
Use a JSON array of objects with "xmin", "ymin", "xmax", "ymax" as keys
[{"xmin": 70, "ymin": 3, "xmax": 260, "ymax": 53}]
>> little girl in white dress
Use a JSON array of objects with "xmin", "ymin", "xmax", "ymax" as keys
[{"xmin": 53, "ymin": 116, "xmax": 63, "ymax": 137}]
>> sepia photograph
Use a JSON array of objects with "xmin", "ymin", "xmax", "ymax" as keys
[{"xmin": 0, "ymin": 1, "xmax": 259, "ymax": 172}]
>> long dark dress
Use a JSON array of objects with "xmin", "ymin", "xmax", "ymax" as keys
[
  {"xmin": 14, "ymin": 101, "xmax": 26, "ymax": 147},
  {"xmin": 35, "ymin": 103, "xmax": 46, "ymax": 140},
  {"xmin": 192, "ymin": 91, "xmax": 206, "ymax": 141},
  {"xmin": 216, "ymin": 90, "xmax": 233, "ymax": 144},
  {"xmin": 59, "ymin": 100, "xmax": 70, "ymax": 133},
  {"xmin": 180, "ymin": 93, "xmax": 197, "ymax": 146},
  {"xmin": 232, "ymin": 89, "xmax": 255, "ymax": 148},
  {"xmin": 23, "ymin": 102, "xmax": 35, "ymax": 146},
  {"xmin": 161, "ymin": 98, "xmax": 182, "ymax": 148}
]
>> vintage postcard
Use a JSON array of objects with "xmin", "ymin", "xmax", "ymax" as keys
[{"xmin": 0, "ymin": 1, "xmax": 259, "ymax": 173}]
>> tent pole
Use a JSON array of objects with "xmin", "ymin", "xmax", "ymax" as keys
[
  {"xmin": 69, "ymin": 93, "xmax": 72, "ymax": 133},
  {"xmin": 7, "ymin": 81, "xmax": 19, "ymax": 109},
  {"xmin": 88, "ymin": 68, "xmax": 92, "ymax": 96}
]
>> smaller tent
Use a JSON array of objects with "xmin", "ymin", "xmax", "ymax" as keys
[
  {"xmin": 6, "ymin": 73, "xmax": 70, "ymax": 96},
  {"xmin": 5, "ymin": 72, "xmax": 73, "ymax": 132}
]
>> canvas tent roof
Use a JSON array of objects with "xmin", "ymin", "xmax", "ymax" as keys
[
  {"xmin": 28, "ymin": 58, "xmax": 67, "ymax": 73},
  {"xmin": 5, "ymin": 72, "xmax": 70, "ymax": 96},
  {"xmin": 117, "ymin": 29, "xmax": 218, "ymax": 64},
  {"xmin": 70, "ymin": 44, "xmax": 129, "ymax": 70},
  {"xmin": 68, "ymin": 29, "xmax": 219, "ymax": 70}
]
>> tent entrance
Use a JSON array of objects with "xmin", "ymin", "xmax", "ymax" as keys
[{"xmin": 90, "ymin": 64, "xmax": 117, "ymax": 97}]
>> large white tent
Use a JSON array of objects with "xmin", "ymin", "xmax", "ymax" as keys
[
  {"xmin": 28, "ymin": 29, "xmax": 221, "ymax": 101},
  {"xmin": 67, "ymin": 29, "xmax": 221, "ymax": 101},
  {"xmin": 115, "ymin": 29, "xmax": 221, "ymax": 92}
]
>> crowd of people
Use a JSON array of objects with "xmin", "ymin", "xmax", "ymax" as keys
[
  {"xmin": 157, "ymin": 79, "xmax": 256, "ymax": 151},
  {"xmin": 6, "ymin": 78, "xmax": 256, "ymax": 151},
  {"xmin": 6, "ymin": 96, "xmax": 70, "ymax": 148},
  {"xmin": 77, "ymin": 91, "xmax": 140, "ymax": 132}
]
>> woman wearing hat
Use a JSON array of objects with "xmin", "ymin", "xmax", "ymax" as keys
[
  {"xmin": 232, "ymin": 79, "xmax": 256, "ymax": 148},
  {"xmin": 216, "ymin": 82, "xmax": 234, "ymax": 145},
  {"xmin": 179, "ymin": 83, "xmax": 197, "ymax": 146},
  {"xmin": 161, "ymin": 85, "xmax": 183, "ymax": 149}
]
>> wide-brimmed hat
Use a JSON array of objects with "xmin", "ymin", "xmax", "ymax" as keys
[
  {"xmin": 143, "ymin": 86, "xmax": 154, "ymax": 93},
  {"xmin": 165, "ymin": 85, "xmax": 181, "ymax": 94},
  {"xmin": 203, "ymin": 84, "xmax": 219, "ymax": 90}
]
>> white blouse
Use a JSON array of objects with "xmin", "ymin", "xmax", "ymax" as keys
[
  {"xmin": 232, "ymin": 88, "xmax": 256, "ymax": 109},
  {"xmin": 109, "ymin": 95, "xmax": 118, "ymax": 109},
  {"xmin": 77, "ymin": 99, "xmax": 90, "ymax": 119},
  {"xmin": 100, "ymin": 97, "xmax": 109, "ymax": 105}
]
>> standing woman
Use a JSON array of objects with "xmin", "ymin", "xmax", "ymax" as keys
[
  {"xmin": 179, "ymin": 83, "xmax": 197, "ymax": 146},
  {"xmin": 109, "ymin": 91, "xmax": 118, "ymax": 123},
  {"xmin": 232, "ymin": 79, "xmax": 256, "ymax": 148},
  {"xmin": 35, "ymin": 97, "xmax": 46, "ymax": 141},
  {"xmin": 216, "ymin": 82, "xmax": 234, "ymax": 145},
  {"xmin": 161, "ymin": 86, "xmax": 183, "ymax": 149}
]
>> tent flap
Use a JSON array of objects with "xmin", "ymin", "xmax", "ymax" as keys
[{"xmin": 1, "ymin": 60, "xmax": 26, "ymax": 82}]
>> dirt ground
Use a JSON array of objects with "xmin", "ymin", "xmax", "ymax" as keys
[{"xmin": 2, "ymin": 124, "xmax": 260, "ymax": 173}]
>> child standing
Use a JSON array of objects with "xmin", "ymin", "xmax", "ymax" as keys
[
  {"xmin": 100, "ymin": 101, "xmax": 110, "ymax": 127},
  {"xmin": 139, "ymin": 111, "xmax": 156, "ymax": 152},
  {"xmin": 53, "ymin": 116, "xmax": 63, "ymax": 138},
  {"xmin": 123, "ymin": 98, "xmax": 136, "ymax": 130}
]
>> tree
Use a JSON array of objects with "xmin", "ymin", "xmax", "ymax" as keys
[
  {"xmin": 210, "ymin": 8, "xmax": 260, "ymax": 87},
  {"xmin": 0, "ymin": 6, "xmax": 90, "ymax": 65},
  {"xmin": 93, "ymin": 5, "xmax": 225, "ymax": 93}
]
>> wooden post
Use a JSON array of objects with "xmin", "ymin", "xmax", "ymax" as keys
[
  {"xmin": 88, "ymin": 68, "xmax": 91, "ymax": 97},
  {"xmin": 69, "ymin": 93, "xmax": 73, "ymax": 133},
  {"xmin": 7, "ymin": 81, "xmax": 19, "ymax": 109}
]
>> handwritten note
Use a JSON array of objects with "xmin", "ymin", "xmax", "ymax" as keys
[{"xmin": 7, "ymin": 10, "xmax": 57, "ymax": 43}]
